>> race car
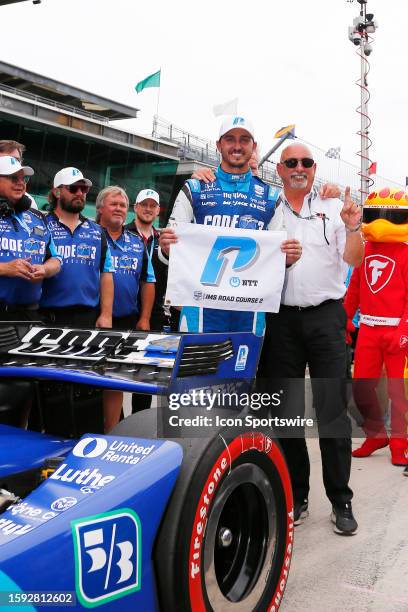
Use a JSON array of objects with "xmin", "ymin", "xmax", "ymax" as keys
[{"xmin": 0, "ymin": 322, "xmax": 293, "ymax": 611}]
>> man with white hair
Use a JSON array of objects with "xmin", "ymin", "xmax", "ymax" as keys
[
  {"xmin": 96, "ymin": 185, "xmax": 156, "ymax": 429},
  {"xmin": 259, "ymin": 142, "xmax": 364, "ymax": 535},
  {"xmin": 96, "ymin": 185, "xmax": 155, "ymax": 331}
]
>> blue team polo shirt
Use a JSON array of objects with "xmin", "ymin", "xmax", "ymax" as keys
[
  {"xmin": 40, "ymin": 213, "xmax": 114, "ymax": 308},
  {"xmin": 0, "ymin": 208, "xmax": 59, "ymax": 305},
  {"xmin": 107, "ymin": 229, "xmax": 153, "ymax": 318}
]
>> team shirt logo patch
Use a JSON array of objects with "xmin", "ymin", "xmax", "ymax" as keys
[{"xmin": 364, "ymin": 255, "xmax": 395, "ymax": 294}]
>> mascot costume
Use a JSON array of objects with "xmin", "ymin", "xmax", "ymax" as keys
[{"xmin": 344, "ymin": 187, "xmax": 408, "ymax": 466}]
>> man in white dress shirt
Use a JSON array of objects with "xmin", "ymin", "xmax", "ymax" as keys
[{"xmin": 259, "ymin": 143, "xmax": 364, "ymax": 535}]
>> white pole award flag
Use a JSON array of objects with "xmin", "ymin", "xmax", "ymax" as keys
[{"xmin": 165, "ymin": 224, "xmax": 287, "ymax": 312}]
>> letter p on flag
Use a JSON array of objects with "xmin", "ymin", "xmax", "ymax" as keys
[{"xmin": 200, "ymin": 236, "xmax": 259, "ymax": 287}]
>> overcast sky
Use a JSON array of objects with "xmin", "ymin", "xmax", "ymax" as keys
[{"xmin": 1, "ymin": 0, "xmax": 405, "ymax": 190}]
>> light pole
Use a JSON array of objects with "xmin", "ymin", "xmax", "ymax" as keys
[{"xmin": 348, "ymin": 0, "xmax": 378, "ymax": 205}]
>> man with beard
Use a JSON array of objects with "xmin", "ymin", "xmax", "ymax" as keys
[
  {"xmin": 258, "ymin": 143, "xmax": 364, "ymax": 535},
  {"xmin": 40, "ymin": 167, "xmax": 114, "ymax": 328},
  {"xmin": 38, "ymin": 167, "xmax": 115, "ymax": 434},
  {"xmin": 125, "ymin": 189, "xmax": 171, "ymax": 331},
  {"xmin": 0, "ymin": 156, "xmax": 60, "ymax": 320},
  {"xmin": 159, "ymin": 116, "xmax": 302, "ymax": 333}
]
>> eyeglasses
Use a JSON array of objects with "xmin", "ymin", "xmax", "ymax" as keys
[
  {"xmin": 363, "ymin": 207, "xmax": 408, "ymax": 225},
  {"xmin": 0, "ymin": 174, "xmax": 30, "ymax": 184},
  {"xmin": 63, "ymin": 184, "xmax": 90, "ymax": 195},
  {"xmin": 281, "ymin": 157, "xmax": 315, "ymax": 169}
]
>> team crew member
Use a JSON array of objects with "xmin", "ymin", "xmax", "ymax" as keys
[
  {"xmin": 96, "ymin": 186, "xmax": 155, "ymax": 330},
  {"xmin": 259, "ymin": 143, "xmax": 364, "ymax": 535},
  {"xmin": 159, "ymin": 116, "xmax": 302, "ymax": 333},
  {"xmin": 96, "ymin": 185, "xmax": 155, "ymax": 429},
  {"xmin": 0, "ymin": 140, "xmax": 38, "ymax": 209},
  {"xmin": 125, "ymin": 188, "xmax": 166, "ymax": 414},
  {"xmin": 125, "ymin": 189, "xmax": 171, "ymax": 331},
  {"xmin": 40, "ymin": 167, "xmax": 114, "ymax": 328},
  {"xmin": 0, "ymin": 156, "xmax": 60, "ymax": 320}
]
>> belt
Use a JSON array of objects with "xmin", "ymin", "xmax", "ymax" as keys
[
  {"xmin": 360, "ymin": 314, "xmax": 400, "ymax": 327},
  {"xmin": 280, "ymin": 298, "xmax": 342, "ymax": 312},
  {"xmin": 0, "ymin": 303, "xmax": 38, "ymax": 312}
]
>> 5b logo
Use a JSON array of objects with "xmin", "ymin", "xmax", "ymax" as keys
[{"xmin": 72, "ymin": 509, "xmax": 141, "ymax": 607}]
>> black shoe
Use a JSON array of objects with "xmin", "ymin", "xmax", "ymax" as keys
[
  {"xmin": 404, "ymin": 466, "xmax": 408, "ymax": 477},
  {"xmin": 331, "ymin": 502, "xmax": 358, "ymax": 535},
  {"xmin": 294, "ymin": 499, "xmax": 309, "ymax": 526}
]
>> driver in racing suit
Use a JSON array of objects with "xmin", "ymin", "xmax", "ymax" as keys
[{"xmin": 159, "ymin": 116, "xmax": 302, "ymax": 333}]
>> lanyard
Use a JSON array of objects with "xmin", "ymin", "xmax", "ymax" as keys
[
  {"xmin": 143, "ymin": 233, "xmax": 156, "ymax": 282},
  {"xmin": 281, "ymin": 189, "xmax": 330, "ymax": 245},
  {"xmin": 13, "ymin": 212, "xmax": 32, "ymax": 235},
  {"xmin": 281, "ymin": 189, "xmax": 316, "ymax": 220},
  {"xmin": 135, "ymin": 224, "xmax": 155, "ymax": 258}
]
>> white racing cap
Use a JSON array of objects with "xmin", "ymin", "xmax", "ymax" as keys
[
  {"xmin": 53, "ymin": 167, "xmax": 92, "ymax": 188},
  {"xmin": 218, "ymin": 116, "xmax": 255, "ymax": 140},
  {"xmin": 135, "ymin": 189, "xmax": 160, "ymax": 205},
  {"xmin": 0, "ymin": 156, "xmax": 34, "ymax": 176}
]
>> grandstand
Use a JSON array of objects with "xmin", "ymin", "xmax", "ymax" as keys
[
  {"xmin": 153, "ymin": 116, "xmax": 405, "ymax": 204},
  {"xmin": 1, "ymin": 61, "xmax": 403, "ymax": 222},
  {"xmin": 0, "ymin": 62, "xmax": 178, "ymax": 221}
]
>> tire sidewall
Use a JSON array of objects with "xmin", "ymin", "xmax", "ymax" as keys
[{"xmin": 186, "ymin": 432, "xmax": 294, "ymax": 612}]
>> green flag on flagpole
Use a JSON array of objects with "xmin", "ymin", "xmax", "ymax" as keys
[{"xmin": 135, "ymin": 69, "xmax": 161, "ymax": 93}]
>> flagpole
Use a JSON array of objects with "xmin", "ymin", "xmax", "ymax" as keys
[
  {"xmin": 258, "ymin": 132, "xmax": 293, "ymax": 168},
  {"xmin": 155, "ymin": 67, "xmax": 161, "ymax": 120}
]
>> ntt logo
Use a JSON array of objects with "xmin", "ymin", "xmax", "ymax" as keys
[{"xmin": 73, "ymin": 437, "xmax": 108, "ymax": 458}]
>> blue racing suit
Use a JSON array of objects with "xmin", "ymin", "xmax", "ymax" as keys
[{"xmin": 165, "ymin": 166, "xmax": 282, "ymax": 333}]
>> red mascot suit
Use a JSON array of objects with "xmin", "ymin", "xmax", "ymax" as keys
[{"xmin": 344, "ymin": 187, "xmax": 408, "ymax": 466}]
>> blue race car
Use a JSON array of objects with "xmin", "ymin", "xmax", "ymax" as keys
[{"xmin": 0, "ymin": 322, "xmax": 293, "ymax": 611}]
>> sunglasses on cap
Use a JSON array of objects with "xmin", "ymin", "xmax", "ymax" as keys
[
  {"xmin": 281, "ymin": 157, "xmax": 315, "ymax": 169},
  {"xmin": 0, "ymin": 174, "xmax": 30, "ymax": 184},
  {"xmin": 62, "ymin": 183, "xmax": 90, "ymax": 195},
  {"xmin": 363, "ymin": 207, "xmax": 408, "ymax": 225}
]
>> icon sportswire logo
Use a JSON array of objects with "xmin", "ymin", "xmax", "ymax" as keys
[{"xmin": 200, "ymin": 236, "xmax": 260, "ymax": 287}]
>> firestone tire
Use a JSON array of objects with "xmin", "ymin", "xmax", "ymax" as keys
[{"xmin": 154, "ymin": 431, "xmax": 294, "ymax": 612}]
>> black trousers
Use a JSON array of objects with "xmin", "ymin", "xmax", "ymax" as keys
[
  {"xmin": 110, "ymin": 314, "xmax": 152, "ymax": 414},
  {"xmin": 35, "ymin": 306, "xmax": 102, "ymax": 435},
  {"xmin": 39, "ymin": 305, "xmax": 99, "ymax": 328},
  {"xmin": 259, "ymin": 300, "xmax": 352, "ymax": 506}
]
